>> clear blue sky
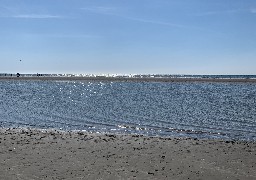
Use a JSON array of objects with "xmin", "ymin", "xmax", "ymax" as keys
[{"xmin": 0, "ymin": 0, "xmax": 256, "ymax": 75}]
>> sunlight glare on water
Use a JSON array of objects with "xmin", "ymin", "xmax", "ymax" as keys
[{"xmin": 0, "ymin": 80, "xmax": 256, "ymax": 141}]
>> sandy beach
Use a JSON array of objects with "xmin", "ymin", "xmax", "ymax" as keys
[
  {"xmin": 1, "ymin": 76, "xmax": 256, "ymax": 83},
  {"xmin": 0, "ymin": 128, "xmax": 255, "ymax": 179}
]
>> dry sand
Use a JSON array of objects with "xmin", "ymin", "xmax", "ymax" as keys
[
  {"xmin": 0, "ymin": 128, "xmax": 255, "ymax": 180},
  {"xmin": 1, "ymin": 76, "xmax": 256, "ymax": 83}
]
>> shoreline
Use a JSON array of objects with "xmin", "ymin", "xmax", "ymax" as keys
[
  {"xmin": 1, "ymin": 76, "xmax": 256, "ymax": 83},
  {"xmin": 1, "ymin": 127, "xmax": 256, "ymax": 179}
]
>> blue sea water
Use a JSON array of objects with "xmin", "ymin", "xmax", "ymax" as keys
[{"xmin": 0, "ymin": 80, "xmax": 256, "ymax": 141}]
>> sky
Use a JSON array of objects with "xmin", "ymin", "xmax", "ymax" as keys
[{"xmin": 0, "ymin": 0, "xmax": 256, "ymax": 75}]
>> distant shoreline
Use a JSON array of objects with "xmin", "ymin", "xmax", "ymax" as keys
[{"xmin": 0, "ymin": 76, "xmax": 256, "ymax": 83}]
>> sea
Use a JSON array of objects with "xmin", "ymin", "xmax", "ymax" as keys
[{"xmin": 0, "ymin": 74, "xmax": 256, "ymax": 141}]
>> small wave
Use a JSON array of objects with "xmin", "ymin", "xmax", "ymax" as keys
[{"xmin": 117, "ymin": 123, "xmax": 227, "ymax": 137}]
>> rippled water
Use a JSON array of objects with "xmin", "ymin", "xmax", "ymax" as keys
[{"xmin": 0, "ymin": 80, "xmax": 256, "ymax": 141}]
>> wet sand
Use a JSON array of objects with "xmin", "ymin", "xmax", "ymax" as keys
[
  {"xmin": 0, "ymin": 76, "xmax": 256, "ymax": 83},
  {"xmin": 0, "ymin": 128, "xmax": 255, "ymax": 179}
]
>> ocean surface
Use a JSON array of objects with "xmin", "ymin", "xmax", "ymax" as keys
[{"xmin": 0, "ymin": 79, "xmax": 256, "ymax": 141}]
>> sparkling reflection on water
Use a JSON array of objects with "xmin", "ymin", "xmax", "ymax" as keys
[{"xmin": 0, "ymin": 80, "xmax": 256, "ymax": 141}]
